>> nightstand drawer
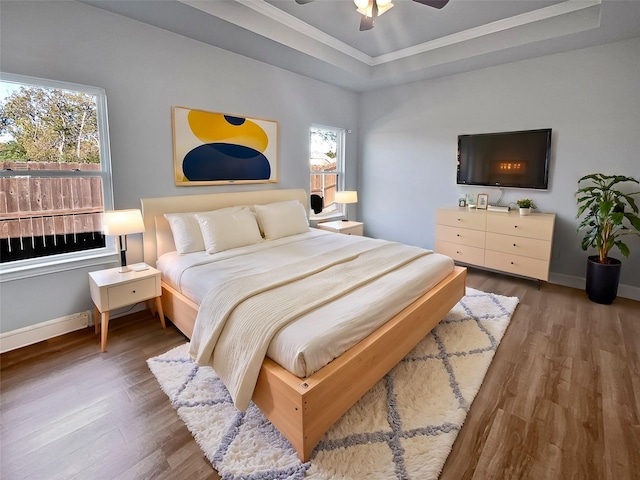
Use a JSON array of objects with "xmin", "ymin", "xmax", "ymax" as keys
[
  {"xmin": 107, "ymin": 277, "xmax": 157, "ymax": 310},
  {"xmin": 317, "ymin": 220, "xmax": 363, "ymax": 236},
  {"xmin": 340, "ymin": 224, "xmax": 364, "ymax": 235}
]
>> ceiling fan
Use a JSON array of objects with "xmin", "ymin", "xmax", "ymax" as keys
[{"xmin": 295, "ymin": 0, "xmax": 450, "ymax": 31}]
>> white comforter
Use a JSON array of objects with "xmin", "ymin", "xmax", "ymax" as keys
[
  {"xmin": 157, "ymin": 229, "xmax": 454, "ymax": 379},
  {"xmin": 188, "ymin": 240, "xmax": 432, "ymax": 410}
]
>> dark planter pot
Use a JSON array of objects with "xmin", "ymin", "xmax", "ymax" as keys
[{"xmin": 586, "ymin": 255, "xmax": 622, "ymax": 304}]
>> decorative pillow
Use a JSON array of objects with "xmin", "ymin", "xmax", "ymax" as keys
[
  {"xmin": 254, "ymin": 200, "xmax": 309, "ymax": 240},
  {"xmin": 164, "ymin": 207, "xmax": 242, "ymax": 254},
  {"xmin": 196, "ymin": 207, "xmax": 263, "ymax": 254},
  {"xmin": 164, "ymin": 212, "xmax": 206, "ymax": 254}
]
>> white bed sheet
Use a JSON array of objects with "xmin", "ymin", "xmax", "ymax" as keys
[{"xmin": 157, "ymin": 229, "xmax": 454, "ymax": 377}]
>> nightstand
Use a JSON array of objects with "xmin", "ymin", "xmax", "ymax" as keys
[
  {"xmin": 89, "ymin": 265, "xmax": 165, "ymax": 352},
  {"xmin": 317, "ymin": 220, "xmax": 364, "ymax": 236}
]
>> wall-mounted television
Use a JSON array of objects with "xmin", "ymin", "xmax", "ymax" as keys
[{"xmin": 457, "ymin": 128, "xmax": 552, "ymax": 189}]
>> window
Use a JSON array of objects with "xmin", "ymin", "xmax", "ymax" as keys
[
  {"xmin": 309, "ymin": 125, "xmax": 345, "ymax": 215},
  {"xmin": 0, "ymin": 73, "xmax": 114, "ymax": 273}
]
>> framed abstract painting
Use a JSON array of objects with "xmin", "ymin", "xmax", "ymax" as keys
[{"xmin": 172, "ymin": 106, "xmax": 278, "ymax": 185}]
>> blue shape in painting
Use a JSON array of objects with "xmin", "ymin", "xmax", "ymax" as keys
[
  {"xmin": 224, "ymin": 115, "xmax": 245, "ymax": 126},
  {"xmin": 183, "ymin": 143, "xmax": 271, "ymax": 181}
]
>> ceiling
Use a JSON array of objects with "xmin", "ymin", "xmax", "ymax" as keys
[{"xmin": 83, "ymin": 0, "xmax": 640, "ymax": 92}]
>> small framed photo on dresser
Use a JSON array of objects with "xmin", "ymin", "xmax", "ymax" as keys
[{"xmin": 477, "ymin": 193, "xmax": 489, "ymax": 209}]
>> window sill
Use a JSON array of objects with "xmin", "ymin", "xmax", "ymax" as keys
[{"xmin": 0, "ymin": 249, "xmax": 119, "ymax": 283}]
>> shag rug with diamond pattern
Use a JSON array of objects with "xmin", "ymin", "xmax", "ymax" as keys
[{"xmin": 148, "ymin": 287, "xmax": 518, "ymax": 479}]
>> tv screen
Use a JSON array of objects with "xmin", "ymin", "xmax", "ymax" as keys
[{"xmin": 457, "ymin": 129, "xmax": 551, "ymax": 189}]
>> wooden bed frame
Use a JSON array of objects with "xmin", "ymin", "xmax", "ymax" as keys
[{"xmin": 141, "ymin": 188, "xmax": 466, "ymax": 462}]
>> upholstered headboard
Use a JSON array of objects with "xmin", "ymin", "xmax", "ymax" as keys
[{"xmin": 140, "ymin": 189, "xmax": 308, "ymax": 266}]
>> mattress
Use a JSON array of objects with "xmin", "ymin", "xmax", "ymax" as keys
[{"xmin": 157, "ymin": 228, "xmax": 454, "ymax": 377}]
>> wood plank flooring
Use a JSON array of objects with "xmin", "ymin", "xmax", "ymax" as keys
[{"xmin": 1, "ymin": 268, "xmax": 638, "ymax": 479}]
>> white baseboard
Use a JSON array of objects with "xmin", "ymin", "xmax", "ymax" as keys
[
  {"xmin": 549, "ymin": 272, "xmax": 640, "ymax": 302},
  {"xmin": 0, "ymin": 303, "xmax": 148, "ymax": 354},
  {"xmin": 0, "ymin": 311, "xmax": 91, "ymax": 354}
]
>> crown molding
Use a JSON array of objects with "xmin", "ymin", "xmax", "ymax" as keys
[{"xmin": 180, "ymin": 0, "xmax": 601, "ymax": 70}]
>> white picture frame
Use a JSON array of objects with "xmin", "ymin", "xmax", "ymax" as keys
[{"xmin": 477, "ymin": 193, "xmax": 489, "ymax": 209}]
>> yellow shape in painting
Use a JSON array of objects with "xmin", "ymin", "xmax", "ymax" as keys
[{"xmin": 188, "ymin": 110, "xmax": 268, "ymax": 152}]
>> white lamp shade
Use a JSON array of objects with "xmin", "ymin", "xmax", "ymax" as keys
[
  {"xmin": 102, "ymin": 209, "xmax": 145, "ymax": 236},
  {"xmin": 335, "ymin": 191, "xmax": 358, "ymax": 204}
]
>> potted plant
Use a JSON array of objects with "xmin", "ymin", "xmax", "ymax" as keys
[
  {"xmin": 575, "ymin": 173, "xmax": 640, "ymax": 304},
  {"xmin": 516, "ymin": 198, "xmax": 536, "ymax": 216}
]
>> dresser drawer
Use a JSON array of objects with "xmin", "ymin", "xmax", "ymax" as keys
[
  {"xmin": 484, "ymin": 250, "xmax": 550, "ymax": 281},
  {"xmin": 435, "ymin": 240, "xmax": 485, "ymax": 266},
  {"xmin": 436, "ymin": 209, "xmax": 486, "ymax": 231},
  {"xmin": 486, "ymin": 232, "xmax": 552, "ymax": 260},
  {"xmin": 107, "ymin": 277, "xmax": 158, "ymax": 310},
  {"xmin": 436, "ymin": 225, "xmax": 486, "ymax": 248},
  {"xmin": 486, "ymin": 214, "xmax": 554, "ymax": 240}
]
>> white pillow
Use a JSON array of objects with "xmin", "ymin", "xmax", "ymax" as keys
[
  {"xmin": 164, "ymin": 212, "xmax": 206, "ymax": 254},
  {"xmin": 164, "ymin": 207, "xmax": 242, "ymax": 254},
  {"xmin": 254, "ymin": 200, "xmax": 309, "ymax": 240},
  {"xmin": 196, "ymin": 207, "xmax": 263, "ymax": 254}
]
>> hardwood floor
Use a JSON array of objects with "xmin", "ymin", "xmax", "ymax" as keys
[{"xmin": 1, "ymin": 268, "xmax": 638, "ymax": 479}]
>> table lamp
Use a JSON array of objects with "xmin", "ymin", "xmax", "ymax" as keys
[
  {"xmin": 103, "ymin": 209, "xmax": 145, "ymax": 272},
  {"xmin": 335, "ymin": 190, "xmax": 358, "ymax": 221}
]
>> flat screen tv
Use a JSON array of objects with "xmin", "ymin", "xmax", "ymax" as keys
[{"xmin": 457, "ymin": 128, "xmax": 551, "ymax": 189}]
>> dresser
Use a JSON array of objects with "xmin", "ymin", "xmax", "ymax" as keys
[{"xmin": 435, "ymin": 208, "xmax": 555, "ymax": 281}]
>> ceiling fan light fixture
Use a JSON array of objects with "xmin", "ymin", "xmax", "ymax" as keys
[{"xmin": 355, "ymin": 0, "xmax": 394, "ymax": 18}]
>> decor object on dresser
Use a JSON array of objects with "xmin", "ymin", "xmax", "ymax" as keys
[
  {"xmin": 316, "ymin": 220, "xmax": 363, "ymax": 236},
  {"xmin": 334, "ymin": 190, "xmax": 358, "ymax": 221},
  {"xmin": 516, "ymin": 198, "xmax": 537, "ymax": 216},
  {"xmin": 102, "ymin": 209, "xmax": 145, "ymax": 273},
  {"xmin": 476, "ymin": 193, "xmax": 488, "ymax": 209},
  {"xmin": 172, "ymin": 106, "xmax": 278, "ymax": 185},
  {"xmin": 575, "ymin": 173, "xmax": 640, "ymax": 304},
  {"xmin": 435, "ymin": 207, "xmax": 556, "ymax": 282},
  {"xmin": 148, "ymin": 287, "xmax": 518, "ymax": 480}
]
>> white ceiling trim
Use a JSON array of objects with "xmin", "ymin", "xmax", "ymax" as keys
[
  {"xmin": 372, "ymin": 0, "xmax": 602, "ymax": 65},
  {"xmin": 181, "ymin": 0, "xmax": 601, "ymax": 70}
]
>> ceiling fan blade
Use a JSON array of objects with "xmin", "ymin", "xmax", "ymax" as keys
[
  {"xmin": 413, "ymin": 0, "xmax": 449, "ymax": 9},
  {"xmin": 359, "ymin": 0, "xmax": 377, "ymax": 31},
  {"xmin": 295, "ymin": 0, "xmax": 314, "ymax": 4},
  {"xmin": 359, "ymin": 14, "xmax": 374, "ymax": 31}
]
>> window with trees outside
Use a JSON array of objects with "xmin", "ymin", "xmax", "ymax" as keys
[
  {"xmin": 309, "ymin": 125, "xmax": 345, "ymax": 215},
  {"xmin": 0, "ymin": 73, "xmax": 113, "ymax": 272}
]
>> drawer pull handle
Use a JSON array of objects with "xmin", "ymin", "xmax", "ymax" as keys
[
  {"xmin": 514, "ymin": 225, "xmax": 518, "ymax": 228},
  {"xmin": 132, "ymin": 290, "xmax": 136, "ymax": 293},
  {"xmin": 456, "ymin": 251, "xmax": 461, "ymax": 254},
  {"xmin": 513, "ymin": 243, "xmax": 516, "ymax": 247},
  {"xmin": 510, "ymin": 261, "xmax": 514, "ymax": 265},
  {"xmin": 457, "ymin": 234, "xmax": 460, "ymax": 237},
  {"xmin": 457, "ymin": 218, "xmax": 461, "ymax": 221}
]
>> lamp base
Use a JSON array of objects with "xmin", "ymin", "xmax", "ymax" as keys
[{"xmin": 118, "ymin": 265, "xmax": 131, "ymax": 273}]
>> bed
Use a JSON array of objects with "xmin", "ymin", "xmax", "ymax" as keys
[{"xmin": 141, "ymin": 188, "xmax": 466, "ymax": 462}]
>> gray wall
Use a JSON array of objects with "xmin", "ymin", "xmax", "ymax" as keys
[
  {"xmin": 358, "ymin": 37, "xmax": 640, "ymax": 294},
  {"xmin": 1, "ymin": 1, "xmax": 638, "ymax": 336},
  {"xmin": 0, "ymin": 1, "xmax": 359, "ymax": 333}
]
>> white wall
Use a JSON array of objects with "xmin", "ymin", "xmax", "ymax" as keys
[
  {"xmin": 0, "ymin": 1, "xmax": 359, "ymax": 333},
  {"xmin": 358, "ymin": 38, "xmax": 640, "ymax": 295}
]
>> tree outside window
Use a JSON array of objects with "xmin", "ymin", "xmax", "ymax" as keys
[{"xmin": 0, "ymin": 74, "xmax": 113, "ymax": 265}]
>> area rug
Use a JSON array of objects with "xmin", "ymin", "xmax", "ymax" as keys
[{"xmin": 148, "ymin": 287, "xmax": 518, "ymax": 479}]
